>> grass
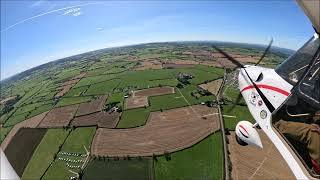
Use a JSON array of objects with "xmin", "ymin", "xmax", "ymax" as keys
[
  {"xmin": 106, "ymin": 92, "xmax": 125, "ymax": 106},
  {"xmin": 84, "ymin": 79, "xmax": 120, "ymax": 95},
  {"xmin": 64, "ymin": 86, "xmax": 88, "ymax": 97},
  {"xmin": 117, "ymin": 108, "xmax": 150, "ymax": 128},
  {"xmin": 4, "ymin": 112, "xmax": 28, "ymax": 126},
  {"xmin": 27, "ymin": 103, "xmax": 54, "ymax": 118},
  {"xmin": 61, "ymin": 127, "xmax": 96, "ymax": 153},
  {"xmin": 178, "ymin": 85, "xmax": 215, "ymax": 105},
  {"xmin": 0, "ymin": 126, "xmax": 13, "ymax": 143},
  {"xmin": 149, "ymin": 93, "xmax": 188, "ymax": 111},
  {"xmin": 22, "ymin": 129, "xmax": 70, "ymax": 180},
  {"xmin": 154, "ymin": 132, "xmax": 223, "ymax": 180},
  {"xmin": 222, "ymin": 105, "xmax": 254, "ymax": 130},
  {"xmin": 82, "ymin": 158, "xmax": 152, "ymax": 180},
  {"xmin": 43, "ymin": 127, "xmax": 96, "ymax": 180},
  {"xmin": 56, "ymin": 96, "xmax": 94, "ymax": 107}
]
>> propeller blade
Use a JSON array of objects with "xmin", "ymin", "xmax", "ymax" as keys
[
  {"xmin": 227, "ymin": 93, "xmax": 243, "ymax": 112},
  {"xmin": 255, "ymin": 38, "xmax": 273, "ymax": 66},
  {"xmin": 212, "ymin": 45, "xmax": 244, "ymax": 68}
]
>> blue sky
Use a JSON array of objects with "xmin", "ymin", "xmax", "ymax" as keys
[{"xmin": 0, "ymin": 0, "xmax": 315, "ymax": 80}]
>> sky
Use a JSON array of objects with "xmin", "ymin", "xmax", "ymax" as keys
[{"xmin": 0, "ymin": 0, "xmax": 315, "ymax": 80}]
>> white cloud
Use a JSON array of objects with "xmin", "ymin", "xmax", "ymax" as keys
[
  {"xmin": 1, "ymin": 2, "xmax": 102, "ymax": 33},
  {"xmin": 72, "ymin": 11, "xmax": 82, "ymax": 17}
]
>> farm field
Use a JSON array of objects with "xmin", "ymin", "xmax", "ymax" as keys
[
  {"xmin": 4, "ymin": 128, "xmax": 47, "ymax": 176},
  {"xmin": 0, "ymin": 41, "xmax": 291, "ymax": 179},
  {"xmin": 82, "ymin": 158, "xmax": 153, "ymax": 180},
  {"xmin": 22, "ymin": 129, "xmax": 70, "ymax": 180},
  {"xmin": 155, "ymin": 132, "xmax": 223, "ymax": 180},
  {"xmin": 42, "ymin": 127, "xmax": 96, "ymax": 180},
  {"xmin": 92, "ymin": 105, "xmax": 220, "ymax": 157}
]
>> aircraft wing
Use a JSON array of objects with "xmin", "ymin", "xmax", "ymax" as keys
[{"xmin": 296, "ymin": 0, "xmax": 320, "ymax": 33}]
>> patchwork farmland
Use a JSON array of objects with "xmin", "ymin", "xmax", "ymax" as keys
[{"xmin": 0, "ymin": 42, "xmax": 291, "ymax": 179}]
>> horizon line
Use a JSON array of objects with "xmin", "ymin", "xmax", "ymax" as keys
[{"xmin": 0, "ymin": 39, "xmax": 295, "ymax": 82}]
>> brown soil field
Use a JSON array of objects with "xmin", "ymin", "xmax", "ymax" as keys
[
  {"xmin": 199, "ymin": 79, "xmax": 223, "ymax": 96},
  {"xmin": 61, "ymin": 79, "xmax": 80, "ymax": 86},
  {"xmin": 125, "ymin": 96, "xmax": 148, "ymax": 110},
  {"xmin": 71, "ymin": 111, "xmax": 120, "ymax": 128},
  {"xmin": 91, "ymin": 105, "xmax": 219, "ymax": 157},
  {"xmin": 228, "ymin": 131, "xmax": 295, "ymax": 180},
  {"xmin": 163, "ymin": 63, "xmax": 194, "ymax": 68},
  {"xmin": 1, "ymin": 111, "xmax": 48, "ymax": 150},
  {"xmin": 38, "ymin": 105, "xmax": 78, "ymax": 128},
  {"xmin": 55, "ymin": 84, "xmax": 74, "ymax": 98},
  {"xmin": 134, "ymin": 61, "xmax": 162, "ymax": 71},
  {"xmin": 55, "ymin": 74, "xmax": 85, "ymax": 98},
  {"xmin": 133, "ymin": 87, "xmax": 174, "ymax": 97},
  {"xmin": 4, "ymin": 128, "xmax": 47, "ymax": 177},
  {"xmin": 76, "ymin": 95, "xmax": 107, "ymax": 116},
  {"xmin": 71, "ymin": 72, "xmax": 86, "ymax": 80}
]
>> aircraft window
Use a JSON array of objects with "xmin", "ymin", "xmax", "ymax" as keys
[
  {"xmin": 298, "ymin": 58, "xmax": 320, "ymax": 105},
  {"xmin": 275, "ymin": 36, "xmax": 320, "ymax": 85}
]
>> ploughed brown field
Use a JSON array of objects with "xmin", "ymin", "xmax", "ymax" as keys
[
  {"xmin": 133, "ymin": 86, "xmax": 174, "ymax": 97},
  {"xmin": 1, "ymin": 111, "xmax": 48, "ymax": 150},
  {"xmin": 76, "ymin": 95, "xmax": 107, "ymax": 116},
  {"xmin": 125, "ymin": 87, "xmax": 175, "ymax": 109},
  {"xmin": 37, "ymin": 105, "xmax": 78, "ymax": 128},
  {"xmin": 228, "ymin": 131, "xmax": 294, "ymax": 180},
  {"xmin": 199, "ymin": 79, "xmax": 223, "ymax": 96},
  {"xmin": 125, "ymin": 96, "xmax": 148, "ymax": 110},
  {"xmin": 134, "ymin": 61, "xmax": 162, "ymax": 71},
  {"xmin": 4, "ymin": 128, "xmax": 47, "ymax": 177},
  {"xmin": 91, "ymin": 105, "xmax": 220, "ymax": 157},
  {"xmin": 71, "ymin": 111, "xmax": 120, "ymax": 128}
]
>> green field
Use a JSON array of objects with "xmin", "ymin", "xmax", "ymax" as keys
[
  {"xmin": 155, "ymin": 132, "xmax": 223, "ymax": 180},
  {"xmin": 43, "ymin": 127, "xmax": 96, "ymax": 180},
  {"xmin": 222, "ymin": 105, "xmax": 254, "ymax": 130},
  {"xmin": 82, "ymin": 158, "xmax": 153, "ymax": 180},
  {"xmin": 117, "ymin": 108, "xmax": 150, "ymax": 128},
  {"xmin": 84, "ymin": 79, "xmax": 120, "ymax": 95},
  {"xmin": 4, "ymin": 112, "xmax": 28, "ymax": 126},
  {"xmin": 22, "ymin": 129, "xmax": 70, "ymax": 180},
  {"xmin": 0, "ymin": 126, "xmax": 13, "ymax": 143},
  {"xmin": 56, "ymin": 96, "xmax": 94, "ymax": 107}
]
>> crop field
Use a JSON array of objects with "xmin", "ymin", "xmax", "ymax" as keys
[
  {"xmin": 228, "ymin": 131, "xmax": 294, "ymax": 180},
  {"xmin": 92, "ymin": 105, "xmax": 220, "ymax": 157},
  {"xmin": 72, "ymin": 111, "xmax": 120, "ymax": 128},
  {"xmin": 82, "ymin": 158, "xmax": 153, "ymax": 180},
  {"xmin": 155, "ymin": 132, "xmax": 223, "ymax": 180},
  {"xmin": 56, "ymin": 96, "xmax": 94, "ymax": 107},
  {"xmin": 0, "ymin": 42, "xmax": 291, "ymax": 179},
  {"xmin": 222, "ymin": 105, "xmax": 254, "ymax": 130},
  {"xmin": 43, "ymin": 127, "xmax": 96, "ymax": 180},
  {"xmin": 22, "ymin": 129, "xmax": 70, "ymax": 180},
  {"xmin": 38, "ymin": 105, "xmax": 78, "ymax": 127},
  {"xmin": 75, "ymin": 95, "xmax": 107, "ymax": 116},
  {"xmin": 4, "ymin": 128, "xmax": 47, "ymax": 176}
]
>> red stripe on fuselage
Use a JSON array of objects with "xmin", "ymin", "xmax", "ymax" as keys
[
  {"xmin": 239, "ymin": 125, "xmax": 249, "ymax": 136},
  {"xmin": 241, "ymin": 84, "xmax": 290, "ymax": 96}
]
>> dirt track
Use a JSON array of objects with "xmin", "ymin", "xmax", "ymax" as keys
[
  {"xmin": 91, "ymin": 105, "xmax": 219, "ymax": 157},
  {"xmin": 228, "ymin": 131, "xmax": 294, "ymax": 180}
]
